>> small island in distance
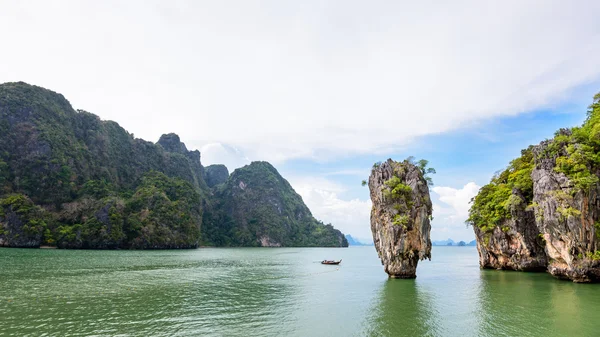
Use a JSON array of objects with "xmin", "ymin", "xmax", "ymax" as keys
[
  {"xmin": 345, "ymin": 234, "xmax": 373, "ymax": 246},
  {"xmin": 431, "ymin": 238, "xmax": 477, "ymax": 246}
]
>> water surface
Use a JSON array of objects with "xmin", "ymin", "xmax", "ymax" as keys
[{"xmin": 1, "ymin": 246, "xmax": 598, "ymax": 336}]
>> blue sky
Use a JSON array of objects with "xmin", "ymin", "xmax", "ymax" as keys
[
  {"xmin": 274, "ymin": 84, "xmax": 598, "ymax": 242},
  {"xmin": 2, "ymin": 1, "xmax": 600, "ymax": 243}
]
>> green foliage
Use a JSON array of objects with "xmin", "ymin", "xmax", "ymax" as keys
[
  {"xmin": 80, "ymin": 179, "xmax": 114, "ymax": 199},
  {"xmin": 202, "ymin": 162, "xmax": 347, "ymax": 247},
  {"xmin": 124, "ymin": 171, "xmax": 202, "ymax": 249},
  {"xmin": 0, "ymin": 159, "xmax": 8, "ymax": 189},
  {"xmin": 545, "ymin": 94, "xmax": 600, "ymax": 192},
  {"xmin": 586, "ymin": 251, "xmax": 600, "ymax": 260},
  {"xmin": 0, "ymin": 194, "xmax": 51, "ymax": 246},
  {"xmin": 361, "ymin": 180, "xmax": 367, "ymax": 187},
  {"xmin": 0, "ymin": 82, "xmax": 210, "ymax": 207},
  {"xmin": 0, "ymin": 83, "xmax": 348, "ymax": 249},
  {"xmin": 554, "ymin": 144, "xmax": 600, "ymax": 192},
  {"xmin": 392, "ymin": 214, "xmax": 409, "ymax": 228},
  {"xmin": 383, "ymin": 176, "xmax": 413, "ymax": 201},
  {"xmin": 467, "ymin": 147, "xmax": 534, "ymax": 231},
  {"xmin": 405, "ymin": 157, "xmax": 436, "ymax": 186},
  {"xmin": 56, "ymin": 171, "xmax": 203, "ymax": 249},
  {"xmin": 557, "ymin": 206, "xmax": 581, "ymax": 220},
  {"xmin": 469, "ymin": 92, "xmax": 600, "ymax": 238}
]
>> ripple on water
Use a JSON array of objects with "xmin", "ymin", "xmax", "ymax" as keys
[{"xmin": 1, "ymin": 247, "xmax": 600, "ymax": 336}]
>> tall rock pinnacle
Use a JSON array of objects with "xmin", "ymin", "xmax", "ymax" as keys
[{"xmin": 368, "ymin": 159, "xmax": 432, "ymax": 278}]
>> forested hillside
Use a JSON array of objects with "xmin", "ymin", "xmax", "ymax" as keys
[{"xmin": 0, "ymin": 82, "xmax": 347, "ymax": 248}]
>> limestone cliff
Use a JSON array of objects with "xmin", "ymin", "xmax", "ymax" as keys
[
  {"xmin": 0, "ymin": 82, "xmax": 348, "ymax": 249},
  {"xmin": 368, "ymin": 159, "xmax": 432, "ymax": 278},
  {"xmin": 468, "ymin": 94, "xmax": 600, "ymax": 282},
  {"xmin": 202, "ymin": 161, "xmax": 348, "ymax": 247},
  {"xmin": 472, "ymin": 188, "xmax": 547, "ymax": 271},
  {"xmin": 204, "ymin": 164, "xmax": 229, "ymax": 187},
  {"xmin": 531, "ymin": 141, "xmax": 600, "ymax": 282}
]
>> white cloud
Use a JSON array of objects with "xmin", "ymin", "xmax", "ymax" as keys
[
  {"xmin": 200, "ymin": 142, "xmax": 250, "ymax": 172},
  {"xmin": 431, "ymin": 182, "xmax": 481, "ymax": 241},
  {"xmin": 289, "ymin": 176, "xmax": 372, "ymax": 241},
  {"xmin": 432, "ymin": 182, "xmax": 481, "ymax": 223},
  {"xmin": 1, "ymin": 1, "xmax": 600, "ymax": 162}
]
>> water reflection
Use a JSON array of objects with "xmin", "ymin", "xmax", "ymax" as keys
[
  {"xmin": 364, "ymin": 279, "xmax": 438, "ymax": 336},
  {"xmin": 362, "ymin": 247, "xmax": 600, "ymax": 337},
  {"xmin": 476, "ymin": 270, "xmax": 599, "ymax": 337}
]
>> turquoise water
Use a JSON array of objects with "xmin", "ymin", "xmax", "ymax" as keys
[{"xmin": 1, "ymin": 246, "xmax": 599, "ymax": 336}]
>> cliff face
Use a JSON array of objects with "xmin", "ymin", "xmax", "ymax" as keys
[
  {"xmin": 368, "ymin": 159, "xmax": 432, "ymax": 278},
  {"xmin": 0, "ymin": 82, "xmax": 209, "ymax": 249},
  {"xmin": 0, "ymin": 195, "xmax": 49, "ymax": 248},
  {"xmin": 0, "ymin": 82, "xmax": 348, "ymax": 249},
  {"xmin": 203, "ymin": 161, "xmax": 348, "ymax": 247},
  {"xmin": 204, "ymin": 164, "xmax": 229, "ymax": 188},
  {"xmin": 473, "ymin": 189, "xmax": 547, "ymax": 271},
  {"xmin": 531, "ymin": 142, "xmax": 600, "ymax": 282},
  {"xmin": 469, "ymin": 94, "xmax": 600, "ymax": 282}
]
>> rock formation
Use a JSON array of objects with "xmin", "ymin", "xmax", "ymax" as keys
[
  {"xmin": 0, "ymin": 82, "xmax": 348, "ymax": 249},
  {"xmin": 368, "ymin": 159, "xmax": 432, "ymax": 278},
  {"xmin": 204, "ymin": 164, "xmax": 229, "ymax": 187},
  {"xmin": 531, "ymin": 141, "xmax": 600, "ymax": 282},
  {"xmin": 472, "ymin": 188, "xmax": 547, "ymax": 271},
  {"xmin": 203, "ymin": 161, "xmax": 348, "ymax": 247},
  {"xmin": 469, "ymin": 94, "xmax": 600, "ymax": 282}
]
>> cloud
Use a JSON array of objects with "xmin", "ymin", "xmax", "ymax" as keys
[
  {"xmin": 431, "ymin": 182, "xmax": 481, "ymax": 241},
  {"xmin": 290, "ymin": 178, "xmax": 483, "ymax": 242},
  {"xmin": 2, "ymin": 1, "xmax": 600, "ymax": 163},
  {"xmin": 200, "ymin": 142, "xmax": 250, "ymax": 172},
  {"xmin": 289, "ymin": 176, "xmax": 372, "ymax": 241},
  {"xmin": 432, "ymin": 182, "xmax": 481, "ymax": 223}
]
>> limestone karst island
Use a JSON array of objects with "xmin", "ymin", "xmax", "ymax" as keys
[
  {"xmin": 368, "ymin": 159, "xmax": 433, "ymax": 278},
  {"xmin": 2, "ymin": 1, "xmax": 600, "ymax": 336},
  {"xmin": 0, "ymin": 83, "xmax": 347, "ymax": 249}
]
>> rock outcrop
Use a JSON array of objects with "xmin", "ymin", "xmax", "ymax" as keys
[
  {"xmin": 368, "ymin": 159, "xmax": 432, "ymax": 278},
  {"xmin": 531, "ymin": 142, "xmax": 600, "ymax": 282},
  {"xmin": 469, "ymin": 94, "xmax": 600, "ymax": 282},
  {"xmin": 203, "ymin": 161, "xmax": 348, "ymax": 247},
  {"xmin": 204, "ymin": 164, "xmax": 229, "ymax": 187},
  {"xmin": 0, "ymin": 194, "xmax": 48, "ymax": 248},
  {"xmin": 472, "ymin": 188, "xmax": 547, "ymax": 271},
  {"xmin": 0, "ymin": 82, "xmax": 349, "ymax": 249}
]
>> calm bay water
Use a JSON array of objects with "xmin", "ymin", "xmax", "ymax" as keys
[{"xmin": 1, "ymin": 246, "xmax": 599, "ymax": 336}]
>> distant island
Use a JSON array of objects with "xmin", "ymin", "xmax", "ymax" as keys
[
  {"xmin": 431, "ymin": 239, "xmax": 476, "ymax": 246},
  {"xmin": 0, "ymin": 82, "xmax": 348, "ymax": 249},
  {"xmin": 345, "ymin": 235, "xmax": 373, "ymax": 246}
]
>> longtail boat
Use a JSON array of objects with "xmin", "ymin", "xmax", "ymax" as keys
[{"xmin": 321, "ymin": 259, "xmax": 342, "ymax": 265}]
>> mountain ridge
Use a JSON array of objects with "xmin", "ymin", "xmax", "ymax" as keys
[{"xmin": 0, "ymin": 82, "xmax": 347, "ymax": 249}]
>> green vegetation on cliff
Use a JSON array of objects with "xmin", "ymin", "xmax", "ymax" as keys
[
  {"xmin": 54, "ymin": 171, "xmax": 202, "ymax": 249},
  {"xmin": 546, "ymin": 93, "xmax": 600, "ymax": 191},
  {"xmin": 202, "ymin": 162, "xmax": 348, "ymax": 247},
  {"xmin": 467, "ymin": 147, "xmax": 534, "ymax": 232},
  {"xmin": 0, "ymin": 82, "xmax": 347, "ymax": 248},
  {"xmin": 468, "ymin": 92, "xmax": 600, "ymax": 232},
  {"xmin": 0, "ymin": 194, "xmax": 51, "ymax": 247}
]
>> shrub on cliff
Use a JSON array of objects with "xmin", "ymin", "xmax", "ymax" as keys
[
  {"xmin": 0, "ymin": 194, "xmax": 52, "ymax": 247},
  {"xmin": 467, "ymin": 147, "xmax": 534, "ymax": 232}
]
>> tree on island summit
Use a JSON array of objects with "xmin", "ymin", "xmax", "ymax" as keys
[{"xmin": 362, "ymin": 157, "xmax": 436, "ymax": 186}]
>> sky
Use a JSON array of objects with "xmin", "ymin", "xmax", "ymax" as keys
[{"xmin": 2, "ymin": 1, "xmax": 600, "ymax": 242}]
